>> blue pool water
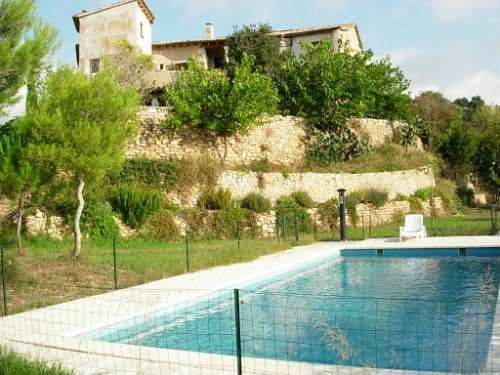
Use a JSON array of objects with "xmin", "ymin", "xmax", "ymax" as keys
[{"xmin": 82, "ymin": 248, "xmax": 500, "ymax": 373}]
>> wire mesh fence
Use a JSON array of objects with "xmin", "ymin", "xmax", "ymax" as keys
[{"xmin": 0, "ymin": 286, "xmax": 498, "ymax": 375}]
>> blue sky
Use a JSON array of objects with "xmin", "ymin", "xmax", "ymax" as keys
[{"xmin": 2, "ymin": 0, "xmax": 499, "ymax": 122}]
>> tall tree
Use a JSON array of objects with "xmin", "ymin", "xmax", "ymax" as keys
[
  {"xmin": 28, "ymin": 65, "xmax": 140, "ymax": 257},
  {"xmin": 226, "ymin": 23, "xmax": 281, "ymax": 77},
  {"xmin": 0, "ymin": 0, "xmax": 59, "ymax": 116},
  {"xmin": 411, "ymin": 91, "xmax": 461, "ymax": 151},
  {"xmin": 0, "ymin": 118, "xmax": 53, "ymax": 254},
  {"xmin": 472, "ymin": 105, "xmax": 500, "ymax": 200}
]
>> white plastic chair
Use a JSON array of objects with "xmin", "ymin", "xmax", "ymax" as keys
[{"xmin": 399, "ymin": 214, "xmax": 427, "ymax": 242}]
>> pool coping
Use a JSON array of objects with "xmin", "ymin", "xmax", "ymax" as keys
[{"xmin": 0, "ymin": 235, "xmax": 499, "ymax": 374}]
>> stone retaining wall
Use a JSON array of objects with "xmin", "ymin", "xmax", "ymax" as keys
[
  {"xmin": 126, "ymin": 108, "xmax": 412, "ymax": 168},
  {"xmin": 170, "ymin": 167, "xmax": 435, "ymax": 208}
]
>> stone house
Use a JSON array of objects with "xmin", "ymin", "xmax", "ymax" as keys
[{"xmin": 72, "ymin": 0, "xmax": 362, "ymax": 87}]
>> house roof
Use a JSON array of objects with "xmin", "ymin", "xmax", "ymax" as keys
[
  {"xmin": 152, "ymin": 23, "xmax": 360, "ymax": 48},
  {"xmin": 72, "ymin": 0, "xmax": 155, "ymax": 32}
]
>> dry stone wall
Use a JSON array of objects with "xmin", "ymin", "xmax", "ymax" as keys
[
  {"xmin": 169, "ymin": 167, "xmax": 435, "ymax": 208},
  {"xmin": 127, "ymin": 108, "xmax": 308, "ymax": 168},
  {"xmin": 127, "ymin": 108, "xmax": 412, "ymax": 168}
]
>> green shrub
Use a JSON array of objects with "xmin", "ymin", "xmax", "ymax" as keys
[
  {"xmin": 282, "ymin": 167, "xmax": 291, "ymax": 179},
  {"xmin": 396, "ymin": 194, "xmax": 409, "ymax": 201},
  {"xmin": 111, "ymin": 183, "xmax": 162, "ymax": 228},
  {"xmin": 414, "ymin": 188, "xmax": 432, "ymax": 201},
  {"xmin": 291, "ymin": 191, "xmax": 315, "ymax": 209},
  {"xmin": 350, "ymin": 189, "xmax": 388, "ymax": 207},
  {"xmin": 197, "ymin": 188, "xmax": 233, "ymax": 210},
  {"xmin": 248, "ymin": 158, "xmax": 271, "ymax": 173},
  {"xmin": 275, "ymin": 194, "xmax": 314, "ymax": 234},
  {"xmin": 457, "ymin": 187, "xmax": 475, "ymax": 207},
  {"xmin": 349, "ymin": 191, "xmax": 365, "ymax": 203},
  {"xmin": 116, "ymin": 158, "xmax": 183, "ymax": 191},
  {"xmin": 240, "ymin": 192, "xmax": 272, "ymax": 213},
  {"xmin": 316, "ymin": 197, "xmax": 339, "ymax": 230},
  {"xmin": 275, "ymin": 194, "xmax": 299, "ymax": 212},
  {"xmin": 82, "ymin": 201, "xmax": 119, "ymax": 237},
  {"xmin": 408, "ymin": 196, "xmax": 424, "ymax": 213},
  {"xmin": 150, "ymin": 210, "xmax": 180, "ymax": 240},
  {"xmin": 364, "ymin": 189, "xmax": 389, "ymax": 207}
]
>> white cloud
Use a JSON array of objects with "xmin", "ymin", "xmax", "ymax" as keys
[
  {"xmin": 386, "ymin": 44, "xmax": 500, "ymax": 104},
  {"xmin": 389, "ymin": 43, "xmax": 471, "ymax": 87},
  {"xmin": 423, "ymin": 0, "xmax": 497, "ymax": 22},
  {"xmin": 444, "ymin": 70, "xmax": 500, "ymax": 105}
]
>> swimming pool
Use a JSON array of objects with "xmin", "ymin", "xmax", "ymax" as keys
[{"xmin": 81, "ymin": 247, "xmax": 500, "ymax": 373}]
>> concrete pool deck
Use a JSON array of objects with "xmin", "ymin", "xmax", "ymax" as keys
[{"xmin": 0, "ymin": 235, "xmax": 499, "ymax": 374}]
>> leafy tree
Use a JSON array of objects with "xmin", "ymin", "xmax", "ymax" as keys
[
  {"xmin": 164, "ymin": 53, "xmax": 278, "ymax": 134},
  {"xmin": 0, "ymin": 0, "xmax": 59, "ymax": 116},
  {"xmin": 437, "ymin": 119, "xmax": 476, "ymax": 175},
  {"xmin": 27, "ymin": 65, "xmax": 140, "ymax": 257},
  {"xmin": 0, "ymin": 118, "xmax": 53, "ymax": 254},
  {"xmin": 454, "ymin": 95, "xmax": 484, "ymax": 122},
  {"xmin": 278, "ymin": 38, "xmax": 410, "ymax": 162},
  {"xmin": 226, "ymin": 23, "xmax": 281, "ymax": 77},
  {"xmin": 472, "ymin": 105, "xmax": 500, "ymax": 199},
  {"xmin": 411, "ymin": 91, "xmax": 460, "ymax": 150}
]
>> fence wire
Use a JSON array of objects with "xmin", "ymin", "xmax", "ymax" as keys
[{"xmin": 0, "ymin": 285, "xmax": 498, "ymax": 375}]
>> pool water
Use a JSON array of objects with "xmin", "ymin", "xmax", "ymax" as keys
[{"xmin": 83, "ymin": 250, "xmax": 500, "ymax": 373}]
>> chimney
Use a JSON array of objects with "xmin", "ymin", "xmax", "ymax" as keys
[{"xmin": 205, "ymin": 23, "xmax": 214, "ymax": 39}]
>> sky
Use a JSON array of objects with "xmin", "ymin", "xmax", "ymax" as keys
[{"xmin": 2, "ymin": 0, "xmax": 499, "ymax": 122}]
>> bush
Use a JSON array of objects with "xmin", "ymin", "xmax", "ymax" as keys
[
  {"xmin": 316, "ymin": 197, "xmax": 339, "ymax": 230},
  {"xmin": 150, "ymin": 210, "xmax": 180, "ymax": 240},
  {"xmin": 116, "ymin": 158, "xmax": 183, "ymax": 191},
  {"xmin": 240, "ymin": 192, "xmax": 272, "ymax": 213},
  {"xmin": 364, "ymin": 189, "xmax": 389, "ymax": 207},
  {"xmin": 458, "ymin": 187, "xmax": 475, "ymax": 207},
  {"xmin": 408, "ymin": 196, "xmax": 424, "ymax": 213},
  {"xmin": 111, "ymin": 183, "xmax": 162, "ymax": 228},
  {"xmin": 275, "ymin": 194, "xmax": 314, "ymax": 234},
  {"xmin": 275, "ymin": 194, "xmax": 299, "ymax": 212},
  {"xmin": 197, "ymin": 188, "xmax": 233, "ymax": 210},
  {"xmin": 291, "ymin": 191, "xmax": 315, "ymax": 209},
  {"xmin": 414, "ymin": 188, "xmax": 432, "ymax": 201},
  {"xmin": 82, "ymin": 201, "xmax": 119, "ymax": 237},
  {"xmin": 349, "ymin": 189, "xmax": 388, "ymax": 207}
]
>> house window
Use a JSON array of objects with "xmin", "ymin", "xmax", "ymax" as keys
[
  {"xmin": 140, "ymin": 22, "xmax": 144, "ymax": 38},
  {"xmin": 90, "ymin": 58, "xmax": 100, "ymax": 73}
]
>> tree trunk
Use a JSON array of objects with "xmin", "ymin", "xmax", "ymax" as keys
[
  {"xmin": 15, "ymin": 187, "xmax": 28, "ymax": 256},
  {"xmin": 73, "ymin": 174, "xmax": 85, "ymax": 258}
]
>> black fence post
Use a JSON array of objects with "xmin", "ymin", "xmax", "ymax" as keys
[
  {"xmin": 1, "ymin": 245, "xmax": 7, "ymax": 316},
  {"xmin": 112, "ymin": 235, "xmax": 118, "ymax": 290},
  {"xmin": 185, "ymin": 225, "xmax": 190, "ymax": 272},
  {"xmin": 233, "ymin": 289, "xmax": 243, "ymax": 375}
]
